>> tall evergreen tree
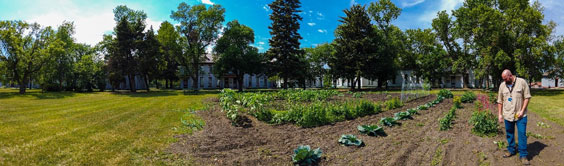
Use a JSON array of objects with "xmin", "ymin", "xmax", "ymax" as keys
[
  {"xmin": 139, "ymin": 27, "xmax": 161, "ymax": 91},
  {"xmin": 332, "ymin": 4, "xmax": 376, "ymax": 90},
  {"xmin": 267, "ymin": 0, "xmax": 304, "ymax": 89}
]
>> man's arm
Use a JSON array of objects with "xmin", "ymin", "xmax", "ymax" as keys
[
  {"xmin": 518, "ymin": 79, "xmax": 532, "ymax": 118},
  {"xmin": 498, "ymin": 87, "xmax": 504, "ymax": 123}
]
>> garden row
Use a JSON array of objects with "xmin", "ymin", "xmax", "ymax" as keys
[
  {"xmin": 292, "ymin": 90, "xmax": 452, "ymax": 165},
  {"xmin": 218, "ymin": 89, "xmax": 410, "ymax": 128}
]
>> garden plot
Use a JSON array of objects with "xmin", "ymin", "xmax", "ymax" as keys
[{"xmin": 168, "ymin": 90, "xmax": 564, "ymax": 165}]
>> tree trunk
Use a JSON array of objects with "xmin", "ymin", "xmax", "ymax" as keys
[
  {"xmin": 357, "ymin": 75, "xmax": 361, "ymax": 90},
  {"xmin": 237, "ymin": 77, "xmax": 243, "ymax": 92},
  {"xmin": 19, "ymin": 75, "xmax": 28, "ymax": 94},
  {"xmin": 128, "ymin": 75, "xmax": 136, "ymax": 92},
  {"xmin": 165, "ymin": 79, "xmax": 169, "ymax": 89},
  {"xmin": 144, "ymin": 75, "xmax": 150, "ymax": 92},
  {"xmin": 350, "ymin": 78, "xmax": 356, "ymax": 91},
  {"xmin": 283, "ymin": 77, "xmax": 288, "ymax": 89}
]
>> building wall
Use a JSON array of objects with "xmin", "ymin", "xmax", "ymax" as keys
[{"xmin": 542, "ymin": 77, "xmax": 564, "ymax": 88}]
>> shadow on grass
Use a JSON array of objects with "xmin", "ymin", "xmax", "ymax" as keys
[
  {"xmin": 111, "ymin": 89, "xmax": 221, "ymax": 97},
  {"xmin": 0, "ymin": 89, "xmax": 76, "ymax": 99}
]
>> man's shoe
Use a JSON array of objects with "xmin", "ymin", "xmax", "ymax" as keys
[
  {"xmin": 520, "ymin": 157, "xmax": 530, "ymax": 165},
  {"xmin": 502, "ymin": 151, "xmax": 515, "ymax": 158}
]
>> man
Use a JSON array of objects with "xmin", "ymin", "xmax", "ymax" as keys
[{"xmin": 497, "ymin": 69, "xmax": 531, "ymax": 165}]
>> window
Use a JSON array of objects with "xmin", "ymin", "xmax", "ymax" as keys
[
  {"xmin": 200, "ymin": 77, "xmax": 203, "ymax": 88},
  {"xmin": 208, "ymin": 77, "xmax": 212, "ymax": 88}
]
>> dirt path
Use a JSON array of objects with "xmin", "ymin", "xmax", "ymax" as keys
[{"xmin": 168, "ymin": 96, "xmax": 564, "ymax": 165}]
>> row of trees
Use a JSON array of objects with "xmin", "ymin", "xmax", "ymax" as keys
[{"xmin": 2, "ymin": 0, "xmax": 564, "ymax": 94}]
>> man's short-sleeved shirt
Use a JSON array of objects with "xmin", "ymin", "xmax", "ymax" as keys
[{"xmin": 497, "ymin": 77, "xmax": 532, "ymax": 121}]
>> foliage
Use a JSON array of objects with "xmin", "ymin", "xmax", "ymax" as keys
[
  {"xmin": 406, "ymin": 108, "xmax": 418, "ymax": 115},
  {"xmin": 453, "ymin": 96, "xmax": 462, "ymax": 109},
  {"xmin": 276, "ymin": 89, "xmax": 338, "ymax": 102},
  {"xmin": 380, "ymin": 117, "xmax": 399, "ymax": 127},
  {"xmin": 266, "ymin": 0, "xmax": 304, "ymax": 89},
  {"xmin": 0, "ymin": 21, "xmax": 56, "ymax": 94},
  {"xmin": 493, "ymin": 141, "xmax": 507, "ymax": 150},
  {"xmin": 357, "ymin": 125, "xmax": 385, "ymax": 136},
  {"xmin": 292, "ymin": 145, "xmax": 322, "ymax": 166},
  {"xmin": 338, "ymin": 134, "xmax": 364, "ymax": 146},
  {"xmin": 331, "ymin": 4, "xmax": 378, "ymax": 90},
  {"xmin": 417, "ymin": 104, "xmax": 428, "ymax": 110},
  {"xmin": 384, "ymin": 97, "xmax": 403, "ymax": 110},
  {"xmin": 438, "ymin": 89, "xmax": 453, "ymax": 98},
  {"xmin": 171, "ymin": 2, "xmax": 225, "ymax": 90},
  {"xmin": 213, "ymin": 20, "xmax": 264, "ymax": 92},
  {"xmin": 439, "ymin": 107, "xmax": 456, "ymax": 131},
  {"xmin": 156, "ymin": 21, "xmax": 181, "ymax": 88},
  {"xmin": 536, "ymin": 122, "xmax": 551, "ymax": 128},
  {"xmin": 469, "ymin": 109, "xmax": 498, "ymax": 137},
  {"xmin": 460, "ymin": 91, "xmax": 476, "ymax": 103},
  {"xmin": 394, "ymin": 111, "xmax": 412, "ymax": 120}
]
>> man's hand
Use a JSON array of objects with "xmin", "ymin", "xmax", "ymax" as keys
[
  {"xmin": 498, "ymin": 114, "xmax": 504, "ymax": 123},
  {"xmin": 517, "ymin": 111, "xmax": 524, "ymax": 119}
]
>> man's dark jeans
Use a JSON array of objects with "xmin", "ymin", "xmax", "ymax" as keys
[{"xmin": 505, "ymin": 116, "xmax": 528, "ymax": 158}]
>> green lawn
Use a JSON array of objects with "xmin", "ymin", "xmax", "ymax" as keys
[
  {"xmin": 0, "ymin": 89, "xmax": 215, "ymax": 165},
  {"xmin": 528, "ymin": 90, "xmax": 564, "ymax": 127}
]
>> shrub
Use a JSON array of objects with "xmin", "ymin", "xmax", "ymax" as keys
[
  {"xmin": 298, "ymin": 103, "xmax": 330, "ymax": 128},
  {"xmin": 384, "ymin": 97, "xmax": 403, "ymax": 110},
  {"xmin": 338, "ymin": 134, "xmax": 364, "ymax": 146},
  {"xmin": 469, "ymin": 110, "xmax": 498, "ymax": 137},
  {"xmin": 488, "ymin": 92, "xmax": 497, "ymax": 104},
  {"xmin": 453, "ymin": 96, "xmax": 462, "ymax": 108},
  {"xmin": 292, "ymin": 145, "xmax": 322, "ymax": 166},
  {"xmin": 356, "ymin": 100, "xmax": 381, "ymax": 117},
  {"xmin": 438, "ymin": 89, "xmax": 453, "ymax": 98},
  {"xmin": 460, "ymin": 91, "xmax": 477, "ymax": 103},
  {"xmin": 357, "ymin": 125, "xmax": 385, "ymax": 136}
]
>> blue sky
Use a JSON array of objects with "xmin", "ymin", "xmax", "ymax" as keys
[{"xmin": 1, "ymin": 0, "xmax": 563, "ymax": 53}]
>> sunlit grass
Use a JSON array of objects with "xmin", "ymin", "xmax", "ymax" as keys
[{"xmin": 0, "ymin": 88, "xmax": 215, "ymax": 165}]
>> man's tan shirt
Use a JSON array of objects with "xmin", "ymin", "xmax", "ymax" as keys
[{"xmin": 497, "ymin": 77, "xmax": 532, "ymax": 122}]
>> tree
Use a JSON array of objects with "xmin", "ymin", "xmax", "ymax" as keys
[
  {"xmin": 332, "ymin": 4, "xmax": 377, "ymax": 90},
  {"xmin": 406, "ymin": 28, "xmax": 450, "ymax": 86},
  {"xmin": 112, "ymin": 5, "xmax": 147, "ymax": 92},
  {"xmin": 156, "ymin": 21, "xmax": 181, "ymax": 89},
  {"xmin": 213, "ymin": 20, "xmax": 263, "ymax": 92},
  {"xmin": 266, "ymin": 0, "xmax": 304, "ymax": 89},
  {"xmin": 0, "ymin": 21, "xmax": 56, "ymax": 94},
  {"xmin": 39, "ymin": 21, "xmax": 76, "ymax": 91},
  {"xmin": 138, "ymin": 27, "xmax": 161, "ymax": 91},
  {"xmin": 304, "ymin": 43, "xmax": 334, "ymax": 88},
  {"xmin": 171, "ymin": 2, "xmax": 225, "ymax": 91},
  {"xmin": 97, "ymin": 34, "xmax": 123, "ymax": 92},
  {"xmin": 367, "ymin": 0, "xmax": 402, "ymax": 89}
]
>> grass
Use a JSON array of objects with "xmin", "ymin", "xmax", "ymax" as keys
[
  {"xmin": 528, "ymin": 90, "xmax": 564, "ymax": 127},
  {"xmin": 0, "ymin": 88, "xmax": 215, "ymax": 165}
]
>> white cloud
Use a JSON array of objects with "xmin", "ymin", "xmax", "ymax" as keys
[
  {"xmin": 26, "ymin": 1, "xmax": 115, "ymax": 46},
  {"xmin": 402, "ymin": 0, "xmax": 425, "ymax": 8},
  {"xmin": 145, "ymin": 18, "xmax": 162, "ymax": 32},
  {"xmin": 258, "ymin": 41, "xmax": 265, "ymax": 45},
  {"xmin": 317, "ymin": 29, "xmax": 327, "ymax": 33},
  {"xmin": 307, "ymin": 22, "xmax": 316, "ymax": 26},
  {"xmin": 201, "ymin": 0, "xmax": 214, "ymax": 5},
  {"xmin": 316, "ymin": 12, "xmax": 325, "ymax": 20},
  {"xmin": 263, "ymin": 4, "xmax": 270, "ymax": 12},
  {"xmin": 418, "ymin": 0, "xmax": 463, "ymax": 23},
  {"xmin": 350, "ymin": 0, "xmax": 356, "ymax": 7}
]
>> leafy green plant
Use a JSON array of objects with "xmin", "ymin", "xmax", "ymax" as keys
[
  {"xmin": 292, "ymin": 145, "xmax": 322, "ymax": 166},
  {"xmin": 460, "ymin": 91, "xmax": 477, "ymax": 103},
  {"xmin": 453, "ymin": 96, "xmax": 462, "ymax": 108},
  {"xmin": 536, "ymin": 122, "xmax": 551, "ymax": 128},
  {"xmin": 438, "ymin": 89, "xmax": 453, "ymax": 98},
  {"xmin": 380, "ymin": 117, "xmax": 400, "ymax": 127},
  {"xmin": 488, "ymin": 92, "xmax": 497, "ymax": 104},
  {"xmin": 357, "ymin": 125, "xmax": 385, "ymax": 136},
  {"xmin": 384, "ymin": 97, "xmax": 403, "ymax": 110},
  {"xmin": 394, "ymin": 111, "xmax": 413, "ymax": 120},
  {"xmin": 180, "ymin": 113, "xmax": 205, "ymax": 130},
  {"xmin": 493, "ymin": 141, "xmax": 507, "ymax": 150},
  {"xmin": 439, "ymin": 107, "xmax": 456, "ymax": 131},
  {"xmin": 417, "ymin": 105, "xmax": 428, "ymax": 110},
  {"xmin": 469, "ymin": 110, "xmax": 498, "ymax": 137},
  {"xmin": 338, "ymin": 134, "xmax": 364, "ymax": 146},
  {"xmin": 406, "ymin": 108, "xmax": 418, "ymax": 115},
  {"xmin": 356, "ymin": 100, "xmax": 380, "ymax": 117}
]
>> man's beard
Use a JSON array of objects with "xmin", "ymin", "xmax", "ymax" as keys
[{"xmin": 506, "ymin": 80, "xmax": 512, "ymax": 85}]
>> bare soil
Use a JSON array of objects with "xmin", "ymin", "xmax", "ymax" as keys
[{"xmin": 168, "ymin": 95, "xmax": 564, "ymax": 166}]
